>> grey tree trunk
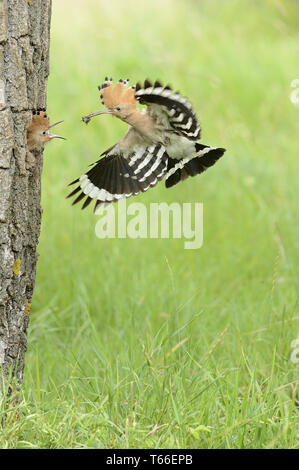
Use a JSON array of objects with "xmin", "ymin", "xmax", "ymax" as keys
[{"xmin": 0, "ymin": 0, "xmax": 52, "ymax": 391}]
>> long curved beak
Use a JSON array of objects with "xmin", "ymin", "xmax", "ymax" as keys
[
  {"xmin": 48, "ymin": 120, "xmax": 66, "ymax": 140},
  {"xmin": 82, "ymin": 109, "xmax": 111, "ymax": 124}
]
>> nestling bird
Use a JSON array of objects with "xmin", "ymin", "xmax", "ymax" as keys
[
  {"xmin": 68, "ymin": 78, "xmax": 226, "ymax": 211},
  {"xmin": 27, "ymin": 108, "xmax": 65, "ymax": 151}
]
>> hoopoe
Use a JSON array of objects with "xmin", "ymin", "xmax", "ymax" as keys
[
  {"xmin": 27, "ymin": 108, "xmax": 65, "ymax": 151},
  {"xmin": 68, "ymin": 78, "xmax": 226, "ymax": 211}
]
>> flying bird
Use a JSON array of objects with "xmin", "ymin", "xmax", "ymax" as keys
[
  {"xmin": 68, "ymin": 78, "xmax": 225, "ymax": 211},
  {"xmin": 27, "ymin": 108, "xmax": 65, "ymax": 151}
]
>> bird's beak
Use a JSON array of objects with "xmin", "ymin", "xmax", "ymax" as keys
[
  {"xmin": 82, "ymin": 109, "xmax": 111, "ymax": 124},
  {"xmin": 48, "ymin": 120, "xmax": 66, "ymax": 140},
  {"xmin": 48, "ymin": 133, "xmax": 66, "ymax": 140},
  {"xmin": 49, "ymin": 120, "xmax": 64, "ymax": 129}
]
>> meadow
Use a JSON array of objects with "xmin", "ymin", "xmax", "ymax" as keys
[{"xmin": 1, "ymin": 0, "xmax": 298, "ymax": 448}]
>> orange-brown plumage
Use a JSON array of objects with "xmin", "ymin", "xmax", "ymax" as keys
[
  {"xmin": 71, "ymin": 77, "xmax": 226, "ymax": 212},
  {"xmin": 100, "ymin": 78, "xmax": 136, "ymax": 109},
  {"xmin": 27, "ymin": 109, "xmax": 65, "ymax": 151}
]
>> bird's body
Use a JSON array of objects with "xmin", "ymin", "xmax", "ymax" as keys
[
  {"xmin": 69, "ymin": 78, "xmax": 226, "ymax": 211},
  {"xmin": 116, "ymin": 111, "xmax": 197, "ymax": 156}
]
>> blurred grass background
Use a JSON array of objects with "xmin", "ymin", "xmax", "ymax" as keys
[{"xmin": 2, "ymin": 0, "xmax": 299, "ymax": 448}]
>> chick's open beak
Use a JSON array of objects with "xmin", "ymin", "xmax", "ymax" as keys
[
  {"xmin": 48, "ymin": 120, "xmax": 66, "ymax": 140},
  {"xmin": 48, "ymin": 133, "xmax": 66, "ymax": 140}
]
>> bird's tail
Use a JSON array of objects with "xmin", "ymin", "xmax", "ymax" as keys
[{"xmin": 165, "ymin": 144, "xmax": 226, "ymax": 188}]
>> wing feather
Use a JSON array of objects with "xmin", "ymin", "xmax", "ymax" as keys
[
  {"xmin": 67, "ymin": 142, "xmax": 169, "ymax": 210},
  {"xmin": 135, "ymin": 80, "xmax": 201, "ymax": 141}
]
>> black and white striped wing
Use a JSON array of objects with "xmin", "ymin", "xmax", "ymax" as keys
[
  {"xmin": 68, "ymin": 143, "xmax": 169, "ymax": 211},
  {"xmin": 135, "ymin": 80, "xmax": 201, "ymax": 141}
]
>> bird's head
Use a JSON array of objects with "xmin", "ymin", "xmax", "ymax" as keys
[
  {"xmin": 82, "ymin": 78, "xmax": 137, "ymax": 124},
  {"xmin": 27, "ymin": 109, "xmax": 65, "ymax": 150}
]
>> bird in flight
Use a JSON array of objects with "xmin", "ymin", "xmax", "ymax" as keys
[{"xmin": 68, "ymin": 78, "xmax": 225, "ymax": 211}]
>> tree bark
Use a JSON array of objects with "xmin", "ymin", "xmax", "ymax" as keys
[{"xmin": 0, "ymin": 0, "xmax": 51, "ymax": 390}]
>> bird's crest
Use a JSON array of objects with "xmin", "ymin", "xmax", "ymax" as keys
[
  {"xmin": 29, "ymin": 108, "xmax": 50, "ymax": 131},
  {"xmin": 98, "ymin": 77, "xmax": 136, "ymax": 109}
]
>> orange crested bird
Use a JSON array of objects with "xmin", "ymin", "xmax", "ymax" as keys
[
  {"xmin": 27, "ymin": 108, "xmax": 65, "ymax": 151},
  {"xmin": 68, "ymin": 78, "xmax": 226, "ymax": 211}
]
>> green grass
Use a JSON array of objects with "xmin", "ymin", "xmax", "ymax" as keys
[{"xmin": 1, "ymin": 0, "xmax": 299, "ymax": 448}]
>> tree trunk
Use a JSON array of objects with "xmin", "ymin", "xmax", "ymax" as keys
[{"xmin": 0, "ymin": 0, "xmax": 52, "ymax": 391}]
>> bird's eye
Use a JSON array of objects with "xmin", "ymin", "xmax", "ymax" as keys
[
  {"xmin": 116, "ymin": 106, "xmax": 121, "ymax": 111},
  {"xmin": 42, "ymin": 131, "xmax": 46, "ymax": 135}
]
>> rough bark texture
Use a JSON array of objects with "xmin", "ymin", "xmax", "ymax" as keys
[{"xmin": 0, "ymin": 0, "xmax": 51, "ymax": 389}]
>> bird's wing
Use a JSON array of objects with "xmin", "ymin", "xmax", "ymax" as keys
[
  {"xmin": 67, "ymin": 139, "xmax": 169, "ymax": 212},
  {"xmin": 135, "ymin": 80, "xmax": 201, "ymax": 141}
]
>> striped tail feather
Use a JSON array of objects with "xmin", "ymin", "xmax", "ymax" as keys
[
  {"xmin": 67, "ymin": 145, "xmax": 169, "ymax": 211},
  {"xmin": 165, "ymin": 144, "xmax": 226, "ymax": 188}
]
